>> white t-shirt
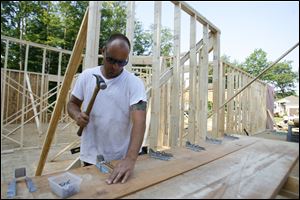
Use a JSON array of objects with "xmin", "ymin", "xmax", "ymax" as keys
[{"xmin": 71, "ymin": 66, "xmax": 147, "ymax": 164}]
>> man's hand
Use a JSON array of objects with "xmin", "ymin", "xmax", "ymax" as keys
[
  {"xmin": 76, "ymin": 112, "xmax": 89, "ymax": 127},
  {"xmin": 67, "ymin": 95, "xmax": 89, "ymax": 128},
  {"xmin": 105, "ymin": 157, "xmax": 136, "ymax": 184}
]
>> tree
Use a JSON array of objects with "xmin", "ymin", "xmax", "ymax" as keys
[
  {"xmin": 264, "ymin": 61, "xmax": 298, "ymax": 99},
  {"xmin": 98, "ymin": 2, "xmax": 156, "ymax": 57},
  {"xmin": 145, "ymin": 25, "xmax": 173, "ymax": 56},
  {"xmin": 98, "ymin": 1, "xmax": 127, "ymax": 49},
  {"xmin": 58, "ymin": 1, "xmax": 88, "ymax": 51},
  {"xmin": 1, "ymin": 1, "xmax": 174, "ymax": 71},
  {"xmin": 221, "ymin": 54, "xmax": 231, "ymax": 63},
  {"xmin": 133, "ymin": 21, "xmax": 152, "ymax": 56},
  {"xmin": 242, "ymin": 48, "xmax": 268, "ymax": 78},
  {"xmin": 242, "ymin": 49, "xmax": 298, "ymax": 99}
]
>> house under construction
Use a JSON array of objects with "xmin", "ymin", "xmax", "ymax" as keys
[{"xmin": 1, "ymin": 1, "xmax": 299, "ymax": 199}]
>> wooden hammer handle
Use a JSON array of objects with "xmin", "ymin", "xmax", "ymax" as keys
[{"xmin": 77, "ymin": 86, "xmax": 100, "ymax": 136}]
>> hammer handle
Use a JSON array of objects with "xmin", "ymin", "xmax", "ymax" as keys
[{"xmin": 77, "ymin": 86, "xmax": 100, "ymax": 136}]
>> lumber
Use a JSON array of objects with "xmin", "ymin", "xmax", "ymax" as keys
[
  {"xmin": 127, "ymin": 138, "xmax": 299, "ymax": 199},
  {"xmin": 35, "ymin": 8, "xmax": 89, "ymax": 176},
  {"xmin": 149, "ymin": 1, "xmax": 161, "ymax": 150},
  {"xmin": 1, "ymin": 136, "xmax": 298, "ymax": 199},
  {"xmin": 208, "ymin": 42, "xmax": 299, "ymax": 119}
]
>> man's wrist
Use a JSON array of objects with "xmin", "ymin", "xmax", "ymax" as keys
[{"xmin": 125, "ymin": 153, "xmax": 138, "ymax": 161}]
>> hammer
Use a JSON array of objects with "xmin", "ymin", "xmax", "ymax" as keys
[{"xmin": 77, "ymin": 74, "xmax": 107, "ymax": 136}]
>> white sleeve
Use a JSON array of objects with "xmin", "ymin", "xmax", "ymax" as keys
[
  {"xmin": 71, "ymin": 72, "xmax": 85, "ymax": 101},
  {"xmin": 129, "ymin": 77, "xmax": 147, "ymax": 106}
]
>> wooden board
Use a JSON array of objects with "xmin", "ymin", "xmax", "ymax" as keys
[
  {"xmin": 126, "ymin": 138, "xmax": 299, "ymax": 199},
  {"xmin": 1, "ymin": 136, "xmax": 298, "ymax": 199}
]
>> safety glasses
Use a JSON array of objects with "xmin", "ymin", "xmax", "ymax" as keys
[
  {"xmin": 105, "ymin": 56, "xmax": 128, "ymax": 67},
  {"xmin": 104, "ymin": 49, "xmax": 128, "ymax": 67}
]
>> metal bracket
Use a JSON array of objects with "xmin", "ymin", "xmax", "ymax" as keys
[
  {"xmin": 185, "ymin": 141, "xmax": 206, "ymax": 152},
  {"xmin": 149, "ymin": 148, "xmax": 173, "ymax": 161},
  {"xmin": 7, "ymin": 178, "xmax": 37, "ymax": 198},
  {"xmin": 25, "ymin": 177, "xmax": 37, "ymax": 193},
  {"xmin": 96, "ymin": 155, "xmax": 113, "ymax": 174},
  {"xmin": 7, "ymin": 178, "xmax": 16, "ymax": 198},
  {"xmin": 206, "ymin": 136, "xmax": 222, "ymax": 144},
  {"xmin": 224, "ymin": 133, "xmax": 239, "ymax": 140}
]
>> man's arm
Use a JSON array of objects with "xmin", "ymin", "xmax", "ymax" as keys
[
  {"xmin": 126, "ymin": 100, "xmax": 147, "ymax": 160},
  {"xmin": 67, "ymin": 95, "xmax": 89, "ymax": 128},
  {"xmin": 106, "ymin": 100, "xmax": 147, "ymax": 184}
]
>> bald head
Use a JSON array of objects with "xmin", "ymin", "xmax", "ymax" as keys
[
  {"xmin": 105, "ymin": 33, "xmax": 131, "ymax": 51},
  {"xmin": 108, "ymin": 39, "xmax": 130, "ymax": 52}
]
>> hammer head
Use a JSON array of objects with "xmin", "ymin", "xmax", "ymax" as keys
[{"xmin": 93, "ymin": 74, "xmax": 107, "ymax": 90}]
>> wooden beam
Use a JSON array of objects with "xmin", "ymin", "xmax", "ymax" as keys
[
  {"xmin": 242, "ymin": 74, "xmax": 248, "ymax": 132},
  {"xmin": 25, "ymin": 73, "xmax": 42, "ymax": 134},
  {"xmin": 85, "ymin": 2, "xmax": 101, "ymax": 70},
  {"xmin": 159, "ymin": 58, "xmax": 166, "ymax": 147},
  {"xmin": 149, "ymin": 2, "xmax": 161, "ymax": 150},
  {"xmin": 160, "ymin": 32, "xmax": 214, "ymax": 90},
  {"xmin": 218, "ymin": 59, "xmax": 225, "ymax": 137},
  {"xmin": 35, "ymin": 8, "xmax": 89, "ymax": 176},
  {"xmin": 20, "ymin": 44, "xmax": 29, "ymax": 148},
  {"xmin": 126, "ymin": 1, "xmax": 135, "ymax": 72},
  {"xmin": 1, "ymin": 35, "xmax": 74, "ymax": 55},
  {"xmin": 50, "ymin": 138, "xmax": 80, "ymax": 162},
  {"xmin": 125, "ymin": 138, "xmax": 299, "ymax": 199},
  {"xmin": 170, "ymin": 2, "xmax": 181, "ymax": 147},
  {"xmin": 132, "ymin": 56, "xmax": 152, "ymax": 65},
  {"xmin": 236, "ymin": 72, "xmax": 241, "ymax": 132},
  {"xmin": 198, "ymin": 24, "xmax": 209, "ymax": 140},
  {"xmin": 212, "ymin": 32, "xmax": 220, "ymax": 137},
  {"xmin": 188, "ymin": 14, "xmax": 197, "ymax": 143},
  {"xmin": 207, "ymin": 42, "xmax": 299, "ymax": 120},
  {"xmin": 171, "ymin": 1, "xmax": 220, "ymax": 33},
  {"xmin": 223, "ymin": 60, "xmax": 267, "ymax": 85},
  {"xmin": 1, "ymin": 39, "xmax": 9, "ymax": 152},
  {"xmin": 141, "ymin": 96, "xmax": 152, "ymax": 147},
  {"xmin": 226, "ymin": 67, "xmax": 233, "ymax": 132}
]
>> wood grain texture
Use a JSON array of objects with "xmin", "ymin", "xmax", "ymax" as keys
[
  {"xmin": 1, "ymin": 137, "xmax": 298, "ymax": 199},
  {"xmin": 126, "ymin": 138, "xmax": 299, "ymax": 199}
]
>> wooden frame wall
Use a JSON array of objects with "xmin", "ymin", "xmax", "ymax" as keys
[
  {"xmin": 1, "ymin": 1, "xmax": 273, "ymax": 164},
  {"xmin": 223, "ymin": 62, "xmax": 268, "ymax": 135}
]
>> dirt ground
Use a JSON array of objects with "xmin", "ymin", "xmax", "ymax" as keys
[{"xmin": 1, "ymin": 123, "xmax": 79, "ymax": 183}]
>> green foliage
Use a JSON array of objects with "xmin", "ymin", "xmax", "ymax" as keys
[
  {"xmin": 242, "ymin": 48, "xmax": 268, "ymax": 78},
  {"xmin": 264, "ymin": 61, "xmax": 298, "ymax": 99},
  {"xmin": 221, "ymin": 54, "xmax": 231, "ymax": 63},
  {"xmin": 146, "ymin": 24, "xmax": 173, "ymax": 56},
  {"xmin": 133, "ymin": 21, "xmax": 152, "ymax": 55},
  {"xmin": 241, "ymin": 49, "xmax": 298, "ymax": 99},
  {"xmin": 1, "ymin": 1, "xmax": 174, "ymax": 73},
  {"xmin": 208, "ymin": 101, "xmax": 213, "ymax": 111},
  {"xmin": 99, "ymin": 1, "xmax": 127, "ymax": 49}
]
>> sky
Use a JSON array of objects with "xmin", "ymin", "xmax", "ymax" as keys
[{"xmin": 134, "ymin": 1, "xmax": 299, "ymax": 93}]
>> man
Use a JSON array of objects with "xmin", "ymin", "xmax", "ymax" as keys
[{"xmin": 67, "ymin": 33, "xmax": 147, "ymax": 184}]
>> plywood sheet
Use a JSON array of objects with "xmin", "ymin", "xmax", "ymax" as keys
[
  {"xmin": 125, "ymin": 138, "xmax": 299, "ymax": 199},
  {"xmin": 2, "ymin": 137, "xmax": 297, "ymax": 199}
]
